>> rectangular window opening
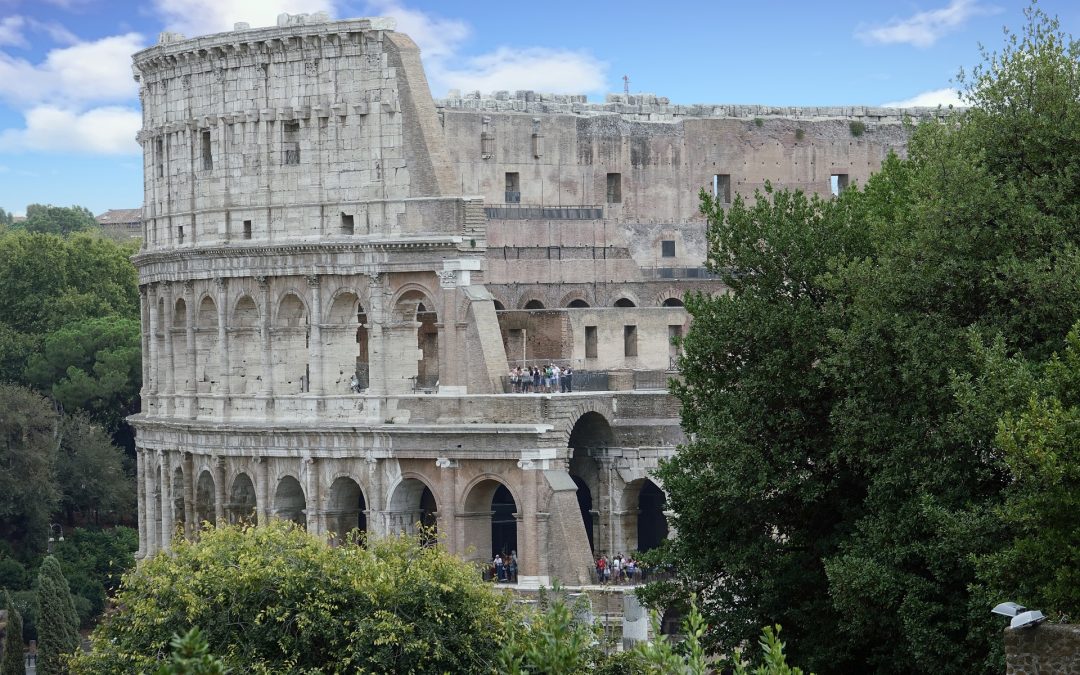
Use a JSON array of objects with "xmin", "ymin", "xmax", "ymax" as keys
[
  {"xmin": 661, "ymin": 240, "xmax": 676, "ymax": 258},
  {"xmin": 606, "ymin": 172, "xmax": 622, "ymax": 203},
  {"xmin": 505, "ymin": 172, "xmax": 520, "ymax": 203},
  {"xmin": 831, "ymin": 173, "xmax": 849, "ymax": 196},
  {"xmin": 624, "ymin": 325, "xmax": 638, "ymax": 357},
  {"xmin": 283, "ymin": 121, "xmax": 300, "ymax": 165},
  {"xmin": 713, "ymin": 174, "xmax": 731, "ymax": 203},
  {"xmin": 585, "ymin": 326, "xmax": 598, "ymax": 359},
  {"xmin": 341, "ymin": 212, "xmax": 355, "ymax": 235},
  {"xmin": 201, "ymin": 130, "xmax": 212, "ymax": 170},
  {"xmin": 242, "ymin": 220, "xmax": 252, "ymax": 240}
]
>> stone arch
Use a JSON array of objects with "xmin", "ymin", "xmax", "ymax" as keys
[
  {"xmin": 521, "ymin": 298, "xmax": 545, "ymax": 310},
  {"xmin": 172, "ymin": 298, "xmax": 191, "ymax": 392},
  {"xmin": 325, "ymin": 475, "xmax": 367, "ymax": 544},
  {"xmin": 613, "ymin": 297, "xmax": 637, "ymax": 308},
  {"xmin": 621, "ymin": 478, "xmax": 669, "ymax": 554},
  {"xmin": 393, "ymin": 289, "xmax": 439, "ymax": 390},
  {"xmin": 272, "ymin": 292, "xmax": 310, "ymax": 393},
  {"xmin": 461, "ymin": 476, "xmax": 520, "ymax": 566},
  {"xmin": 171, "ymin": 466, "xmax": 186, "ymax": 537},
  {"xmin": 195, "ymin": 469, "xmax": 216, "ymax": 527},
  {"xmin": 273, "ymin": 475, "xmax": 307, "ymax": 528},
  {"xmin": 228, "ymin": 473, "xmax": 257, "ymax": 525},
  {"xmin": 386, "ymin": 474, "xmax": 438, "ymax": 538},
  {"xmin": 325, "ymin": 290, "xmax": 369, "ymax": 393},
  {"xmin": 195, "ymin": 295, "xmax": 220, "ymax": 394},
  {"xmin": 230, "ymin": 294, "xmax": 261, "ymax": 393}
]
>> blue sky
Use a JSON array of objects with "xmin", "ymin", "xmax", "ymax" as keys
[{"xmin": 0, "ymin": 0, "xmax": 1076, "ymax": 215}]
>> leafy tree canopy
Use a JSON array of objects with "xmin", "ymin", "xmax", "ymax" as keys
[{"xmin": 73, "ymin": 523, "xmax": 516, "ymax": 674}]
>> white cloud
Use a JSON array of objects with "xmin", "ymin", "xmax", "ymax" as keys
[
  {"xmin": 0, "ymin": 16, "xmax": 26, "ymax": 47},
  {"xmin": 857, "ymin": 0, "xmax": 1000, "ymax": 48},
  {"xmin": 0, "ymin": 33, "xmax": 144, "ymax": 107},
  {"xmin": 152, "ymin": 0, "xmax": 336, "ymax": 38},
  {"xmin": 0, "ymin": 105, "xmax": 141, "ymax": 154},
  {"xmin": 366, "ymin": 1, "xmax": 607, "ymax": 96},
  {"xmin": 882, "ymin": 87, "xmax": 964, "ymax": 107}
]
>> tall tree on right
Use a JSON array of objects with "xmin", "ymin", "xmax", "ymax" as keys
[
  {"xmin": 651, "ymin": 6, "xmax": 1080, "ymax": 674},
  {"xmin": 36, "ymin": 556, "xmax": 80, "ymax": 675}
]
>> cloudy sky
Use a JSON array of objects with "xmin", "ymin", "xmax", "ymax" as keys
[{"xmin": 0, "ymin": 0, "xmax": 1076, "ymax": 215}]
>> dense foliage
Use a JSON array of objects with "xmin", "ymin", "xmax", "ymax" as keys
[
  {"xmin": 73, "ymin": 522, "xmax": 516, "ymax": 674},
  {"xmin": 649, "ymin": 7, "xmax": 1080, "ymax": 674},
  {"xmin": 36, "ymin": 556, "xmax": 80, "ymax": 675}
]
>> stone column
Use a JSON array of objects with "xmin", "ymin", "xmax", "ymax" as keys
[
  {"xmin": 215, "ymin": 277, "xmax": 230, "ymax": 398},
  {"xmin": 256, "ymin": 276, "xmax": 274, "ymax": 397},
  {"xmin": 136, "ymin": 447, "xmax": 147, "ymax": 558},
  {"xmin": 213, "ymin": 456, "xmax": 226, "ymax": 525},
  {"xmin": 143, "ymin": 450, "xmax": 159, "ymax": 556},
  {"xmin": 306, "ymin": 275, "xmax": 323, "ymax": 395},
  {"xmin": 159, "ymin": 450, "xmax": 174, "ymax": 550}
]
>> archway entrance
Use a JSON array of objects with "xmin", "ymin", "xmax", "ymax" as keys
[
  {"xmin": 228, "ymin": 473, "xmax": 257, "ymax": 525},
  {"xmin": 327, "ymin": 476, "xmax": 367, "ymax": 544},
  {"xmin": 387, "ymin": 477, "xmax": 438, "ymax": 540},
  {"xmin": 274, "ymin": 476, "xmax": 307, "ymax": 528},
  {"xmin": 622, "ymin": 478, "xmax": 669, "ymax": 553},
  {"xmin": 195, "ymin": 470, "xmax": 216, "ymax": 527},
  {"xmin": 463, "ymin": 479, "xmax": 518, "ymax": 567}
]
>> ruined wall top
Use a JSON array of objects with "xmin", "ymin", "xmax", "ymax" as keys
[{"xmin": 436, "ymin": 89, "xmax": 957, "ymax": 125}]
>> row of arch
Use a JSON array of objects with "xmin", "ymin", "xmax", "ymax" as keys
[{"xmin": 492, "ymin": 297, "xmax": 684, "ymax": 310}]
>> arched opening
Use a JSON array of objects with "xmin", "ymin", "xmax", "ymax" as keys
[
  {"xmin": 614, "ymin": 298, "xmax": 636, "ymax": 308},
  {"xmin": 523, "ymin": 299, "xmax": 545, "ymax": 310},
  {"xmin": 171, "ymin": 467, "xmax": 185, "ymax": 537},
  {"xmin": 661, "ymin": 297, "xmax": 684, "ymax": 307},
  {"xmin": 567, "ymin": 299, "xmax": 590, "ymax": 308},
  {"xmin": 326, "ymin": 292, "xmax": 369, "ymax": 393},
  {"xmin": 273, "ymin": 293, "xmax": 309, "ymax": 393},
  {"xmin": 228, "ymin": 473, "xmax": 257, "ymax": 525},
  {"xmin": 231, "ymin": 295, "xmax": 261, "ymax": 393},
  {"xmin": 622, "ymin": 478, "xmax": 669, "ymax": 554},
  {"xmin": 195, "ymin": 296, "xmax": 219, "ymax": 394},
  {"xmin": 387, "ymin": 477, "xmax": 438, "ymax": 540},
  {"xmin": 327, "ymin": 476, "xmax": 367, "ymax": 544},
  {"xmin": 395, "ymin": 290, "xmax": 439, "ymax": 391},
  {"xmin": 568, "ymin": 412, "xmax": 611, "ymax": 555},
  {"xmin": 463, "ymin": 479, "xmax": 518, "ymax": 572},
  {"xmin": 274, "ymin": 476, "xmax": 307, "ymax": 528},
  {"xmin": 173, "ymin": 298, "xmax": 190, "ymax": 392},
  {"xmin": 492, "ymin": 299, "xmax": 506, "ymax": 311},
  {"xmin": 195, "ymin": 469, "xmax": 216, "ymax": 527}
]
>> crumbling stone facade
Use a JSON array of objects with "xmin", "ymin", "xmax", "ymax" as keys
[{"xmin": 129, "ymin": 13, "xmax": 932, "ymax": 586}]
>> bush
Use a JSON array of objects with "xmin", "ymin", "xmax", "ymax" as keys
[{"xmin": 72, "ymin": 522, "xmax": 515, "ymax": 674}]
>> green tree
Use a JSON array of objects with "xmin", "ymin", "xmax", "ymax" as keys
[
  {"xmin": 0, "ymin": 384, "xmax": 60, "ymax": 555},
  {"xmin": 36, "ymin": 556, "xmax": 80, "ymax": 675},
  {"xmin": 2, "ymin": 590, "xmax": 25, "ymax": 675},
  {"xmin": 25, "ymin": 318, "xmax": 141, "ymax": 436},
  {"xmin": 22, "ymin": 205, "xmax": 96, "ymax": 237},
  {"xmin": 73, "ymin": 522, "xmax": 515, "ymax": 674}
]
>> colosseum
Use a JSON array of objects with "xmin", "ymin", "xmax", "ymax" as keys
[{"xmin": 129, "ymin": 13, "xmax": 930, "ymax": 588}]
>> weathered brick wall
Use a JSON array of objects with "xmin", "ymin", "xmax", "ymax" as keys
[{"xmin": 1006, "ymin": 624, "xmax": 1080, "ymax": 674}]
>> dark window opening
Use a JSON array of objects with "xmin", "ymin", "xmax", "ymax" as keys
[
  {"xmin": 341, "ymin": 213, "xmax": 355, "ymax": 235},
  {"xmin": 661, "ymin": 240, "xmax": 676, "ymax": 258},
  {"xmin": 505, "ymin": 172, "xmax": 520, "ymax": 203},
  {"xmin": 624, "ymin": 325, "xmax": 638, "ymax": 357},
  {"xmin": 713, "ymin": 174, "xmax": 731, "ymax": 203},
  {"xmin": 606, "ymin": 172, "xmax": 622, "ymax": 203},
  {"xmin": 243, "ymin": 220, "xmax": 252, "ymax": 239},
  {"xmin": 585, "ymin": 326, "xmax": 598, "ymax": 359},
  {"xmin": 831, "ymin": 173, "xmax": 849, "ymax": 196},
  {"xmin": 201, "ymin": 130, "xmax": 212, "ymax": 170}
]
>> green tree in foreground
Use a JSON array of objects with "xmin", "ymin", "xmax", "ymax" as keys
[
  {"xmin": 36, "ymin": 556, "xmax": 80, "ymax": 675},
  {"xmin": 1, "ymin": 590, "xmax": 24, "ymax": 675},
  {"xmin": 73, "ymin": 522, "xmax": 515, "ymax": 674}
]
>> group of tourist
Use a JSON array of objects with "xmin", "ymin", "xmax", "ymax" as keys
[
  {"xmin": 509, "ymin": 365, "xmax": 573, "ymax": 393},
  {"xmin": 490, "ymin": 551, "xmax": 519, "ymax": 583},
  {"xmin": 595, "ymin": 553, "xmax": 645, "ymax": 585}
]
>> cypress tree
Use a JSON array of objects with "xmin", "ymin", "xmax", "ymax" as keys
[
  {"xmin": 36, "ymin": 556, "xmax": 79, "ymax": 675},
  {"xmin": 1, "ymin": 591, "xmax": 25, "ymax": 675}
]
